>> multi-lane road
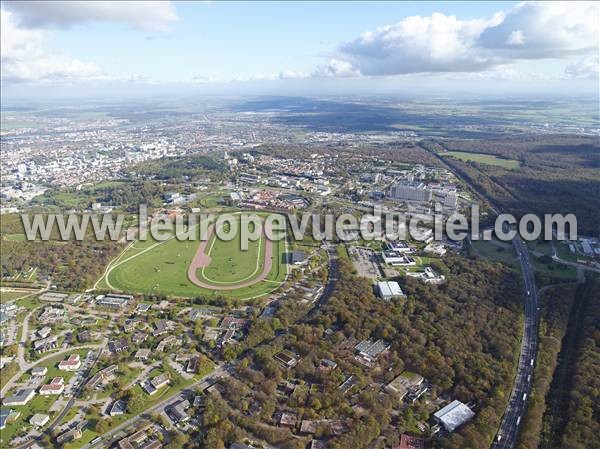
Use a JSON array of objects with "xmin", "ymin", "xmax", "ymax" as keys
[
  {"xmin": 428, "ymin": 148, "xmax": 542, "ymax": 449},
  {"xmin": 492, "ymin": 234, "xmax": 539, "ymax": 448}
]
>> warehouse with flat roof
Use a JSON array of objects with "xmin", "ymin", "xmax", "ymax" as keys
[
  {"xmin": 433, "ymin": 400, "xmax": 475, "ymax": 432},
  {"xmin": 377, "ymin": 281, "xmax": 405, "ymax": 300}
]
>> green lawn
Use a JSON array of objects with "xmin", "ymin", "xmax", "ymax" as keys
[
  {"xmin": 99, "ymin": 214, "xmax": 288, "ymax": 299},
  {"xmin": 3, "ymin": 233, "xmax": 27, "ymax": 242},
  {"xmin": 471, "ymin": 239, "xmax": 520, "ymax": 267},
  {"xmin": 532, "ymin": 258, "xmax": 578, "ymax": 282},
  {"xmin": 472, "ymin": 239, "xmax": 578, "ymax": 283},
  {"xmin": 199, "ymin": 218, "xmax": 264, "ymax": 285},
  {"xmin": 199, "ymin": 193, "xmax": 229, "ymax": 208},
  {"xmin": 0, "ymin": 289, "xmax": 37, "ymax": 302},
  {"xmin": 555, "ymin": 241, "xmax": 580, "ymax": 262},
  {"xmin": 16, "ymin": 295, "xmax": 42, "ymax": 310},
  {"xmin": 527, "ymin": 239, "xmax": 554, "ymax": 257},
  {"xmin": 0, "ymin": 394, "xmax": 59, "ymax": 445},
  {"xmin": 442, "ymin": 151, "xmax": 521, "ymax": 169}
]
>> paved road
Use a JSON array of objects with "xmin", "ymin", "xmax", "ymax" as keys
[
  {"xmin": 427, "ymin": 147, "xmax": 541, "ymax": 449},
  {"xmin": 47, "ymin": 344, "xmax": 107, "ymax": 433},
  {"xmin": 83, "ymin": 364, "xmax": 229, "ymax": 449},
  {"xmin": 16, "ymin": 307, "xmax": 39, "ymax": 371},
  {"xmin": 306, "ymin": 243, "xmax": 339, "ymax": 319},
  {"xmin": 492, "ymin": 235, "xmax": 539, "ymax": 448},
  {"xmin": 10, "ymin": 344, "xmax": 107, "ymax": 449}
]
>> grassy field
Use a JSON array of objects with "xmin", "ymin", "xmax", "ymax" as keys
[
  {"xmin": 0, "ymin": 289, "xmax": 37, "ymax": 302},
  {"xmin": 98, "ymin": 214, "xmax": 288, "ymax": 299},
  {"xmin": 471, "ymin": 239, "xmax": 520, "ymax": 267},
  {"xmin": 527, "ymin": 239, "xmax": 554, "ymax": 257},
  {"xmin": 199, "ymin": 218, "xmax": 264, "ymax": 285},
  {"xmin": 442, "ymin": 151, "xmax": 521, "ymax": 169},
  {"xmin": 198, "ymin": 192, "xmax": 230, "ymax": 208},
  {"xmin": 471, "ymin": 239, "xmax": 578, "ymax": 283},
  {"xmin": 3, "ymin": 233, "xmax": 27, "ymax": 242}
]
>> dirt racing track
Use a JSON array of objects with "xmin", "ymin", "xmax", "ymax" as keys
[{"xmin": 187, "ymin": 221, "xmax": 274, "ymax": 290}]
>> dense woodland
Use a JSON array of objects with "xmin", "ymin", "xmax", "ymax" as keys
[
  {"xmin": 0, "ymin": 214, "xmax": 123, "ymax": 289},
  {"xmin": 129, "ymin": 154, "xmax": 227, "ymax": 181},
  {"xmin": 516, "ymin": 284, "xmax": 577, "ymax": 449},
  {"xmin": 193, "ymin": 253, "xmax": 523, "ymax": 449},
  {"xmin": 422, "ymin": 136, "xmax": 600, "ymax": 236},
  {"xmin": 32, "ymin": 180, "xmax": 167, "ymax": 212},
  {"xmin": 539, "ymin": 278, "xmax": 600, "ymax": 449}
]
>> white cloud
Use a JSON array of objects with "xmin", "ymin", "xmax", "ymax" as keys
[
  {"xmin": 331, "ymin": 13, "xmax": 497, "ymax": 76},
  {"xmin": 323, "ymin": 1, "xmax": 598, "ymax": 77},
  {"xmin": 1, "ymin": 1, "xmax": 178, "ymax": 84},
  {"xmin": 278, "ymin": 70, "xmax": 309, "ymax": 80},
  {"xmin": 564, "ymin": 56, "xmax": 599, "ymax": 80},
  {"xmin": 506, "ymin": 30, "xmax": 525, "ymax": 46},
  {"xmin": 478, "ymin": 2, "xmax": 598, "ymax": 58},
  {"xmin": 1, "ymin": 10, "xmax": 104, "ymax": 83},
  {"xmin": 313, "ymin": 59, "xmax": 360, "ymax": 78},
  {"xmin": 3, "ymin": 1, "xmax": 178, "ymax": 32}
]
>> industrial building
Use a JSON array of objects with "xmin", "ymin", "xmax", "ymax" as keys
[
  {"xmin": 433, "ymin": 400, "xmax": 475, "ymax": 432},
  {"xmin": 376, "ymin": 281, "xmax": 405, "ymax": 300}
]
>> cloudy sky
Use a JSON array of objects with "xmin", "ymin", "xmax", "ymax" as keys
[{"xmin": 1, "ymin": 1, "xmax": 598, "ymax": 98}]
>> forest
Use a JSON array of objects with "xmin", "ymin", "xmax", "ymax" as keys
[
  {"xmin": 129, "ymin": 154, "xmax": 227, "ymax": 181},
  {"xmin": 515, "ymin": 284, "xmax": 577, "ymax": 449},
  {"xmin": 0, "ymin": 213, "xmax": 123, "ymax": 290},
  {"xmin": 421, "ymin": 136, "xmax": 600, "ymax": 236},
  {"xmin": 538, "ymin": 278, "xmax": 600, "ymax": 449},
  {"xmin": 192, "ymin": 252, "xmax": 523, "ymax": 449}
]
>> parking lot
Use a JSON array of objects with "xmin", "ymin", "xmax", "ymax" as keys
[{"xmin": 348, "ymin": 246, "xmax": 382, "ymax": 279}]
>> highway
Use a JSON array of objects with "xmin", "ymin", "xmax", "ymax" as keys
[
  {"xmin": 427, "ymin": 147, "xmax": 541, "ymax": 449},
  {"xmin": 492, "ymin": 234, "xmax": 539, "ymax": 448}
]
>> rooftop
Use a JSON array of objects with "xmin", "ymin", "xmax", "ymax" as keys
[{"xmin": 434, "ymin": 400, "xmax": 475, "ymax": 432}]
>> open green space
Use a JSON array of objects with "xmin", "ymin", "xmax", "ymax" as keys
[
  {"xmin": 3, "ymin": 234, "xmax": 27, "ymax": 242},
  {"xmin": 198, "ymin": 192, "xmax": 230, "ymax": 208},
  {"xmin": 527, "ymin": 239, "xmax": 554, "ymax": 257},
  {"xmin": 200, "ymin": 218, "xmax": 264, "ymax": 285},
  {"xmin": 98, "ymin": 214, "xmax": 288, "ymax": 299},
  {"xmin": 555, "ymin": 241, "xmax": 581, "ymax": 262},
  {"xmin": 531, "ymin": 258, "xmax": 578, "ymax": 282},
  {"xmin": 442, "ymin": 151, "xmax": 521, "ymax": 169},
  {"xmin": 471, "ymin": 239, "xmax": 520, "ymax": 267},
  {"xmin": 0, "ymin": 289, "xmax": 36, "ymax": 302},
  {"xmin": 471, "ymin": 239, "xmax": 577, "ymax": 284}
]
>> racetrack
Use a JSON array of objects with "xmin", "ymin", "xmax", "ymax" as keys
[{"xmin": 187, "ymin": 221, "xmax": 274, "ymax": 290}]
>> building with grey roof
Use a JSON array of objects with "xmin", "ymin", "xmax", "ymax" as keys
[{"xmin": 433, "ymin": 400, "xmax": 475, "ymax": 432}]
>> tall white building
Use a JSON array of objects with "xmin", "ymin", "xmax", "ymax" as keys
[{"xmin": 389, "ymin": 183, "xmax": 432, "ymax": 203}]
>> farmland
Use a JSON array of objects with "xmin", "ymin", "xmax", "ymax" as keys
[{"xmin": 442, "ymin": 150, "xmax": 521, "ymax": 169}]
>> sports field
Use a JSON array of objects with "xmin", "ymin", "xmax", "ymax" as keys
[
  {"xmin": 442, "ymin": 151, "xmax": 521, "ymax": 169},
  {"xmin": 96, "ymin": 213, "xmax": 288, "ymax": 299}
]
